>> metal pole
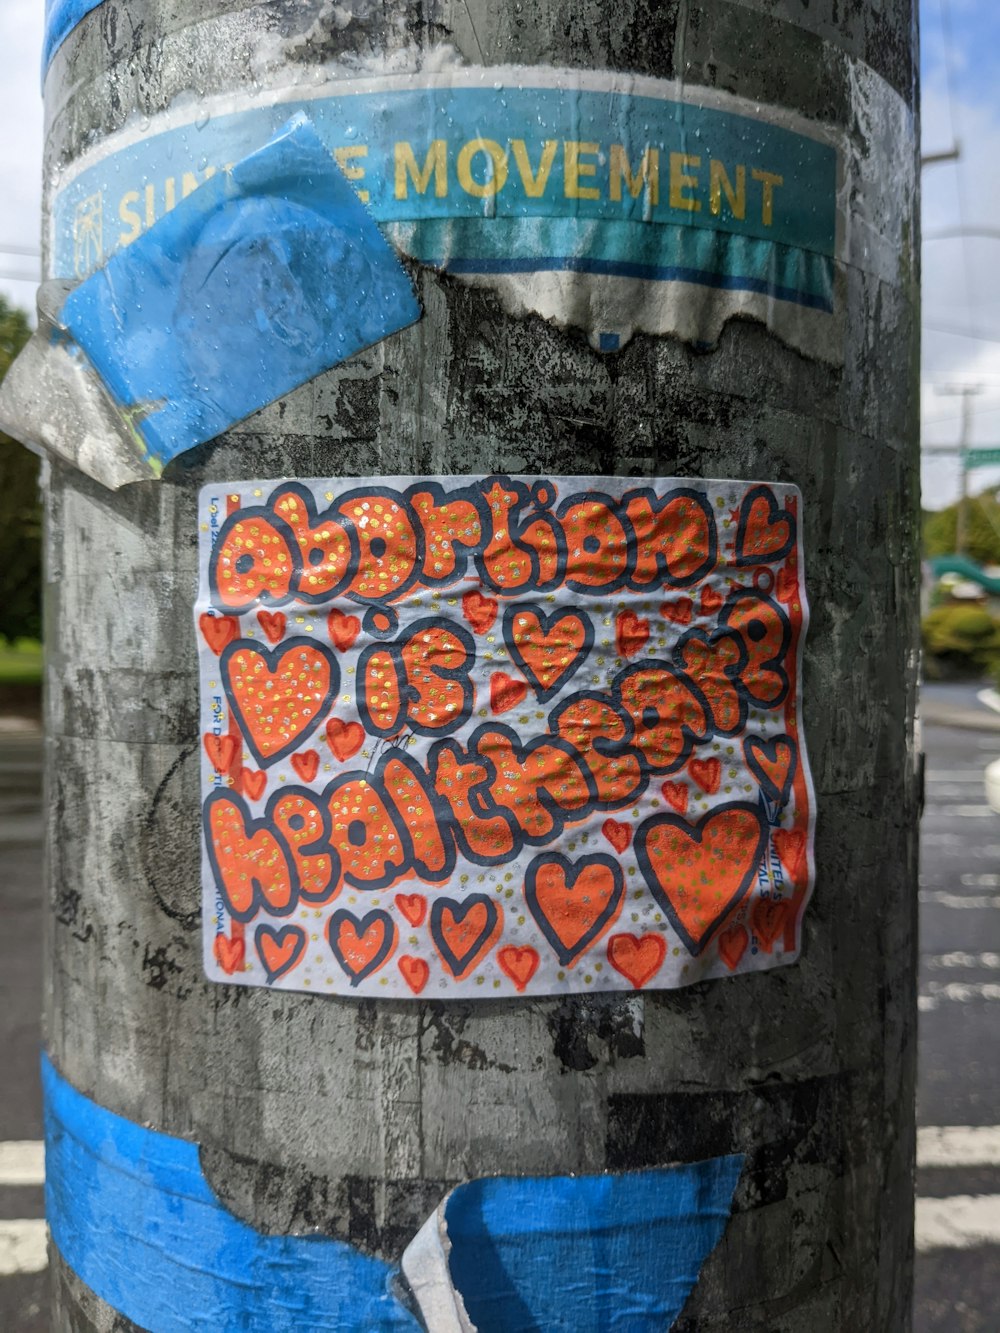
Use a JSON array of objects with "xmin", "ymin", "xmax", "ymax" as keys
[{"xmin": 39, "ymin": 1, "xmax": 919, "ymax": 1328}]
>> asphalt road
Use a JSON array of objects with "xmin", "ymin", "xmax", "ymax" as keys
[{"xmin": 0, "ymin": 701, "xmax": 997, "ymax": 1330}]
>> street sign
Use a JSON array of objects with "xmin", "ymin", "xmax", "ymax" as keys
[{"xmin": 965, "ymin": 448, "xmax": 1000, "ymax": 468}]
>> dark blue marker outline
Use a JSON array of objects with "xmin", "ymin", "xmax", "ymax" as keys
[
  {"xmin": 357, "ymin": 615, "xmax": 477, "ymax": 739},
  {"xmin": 502, "ymin": 601, "xmax": 594, "ymax": 704},
  {"xmin": 330, "ymin": 483, "xmax": 427, "ymax": 604},
  {"xmin": 547, "ymin": 688, "xmax": 648, "ymax": 813},
  {"xmin": 743, "ymin": 733, "xmax": 798, "ymax": 808},
  {"xmin": 203, "ymin": 787, "xmax": 300, "ymax": 925},
  {"xmin": 734, "ymin": 485, "xmax": 797, "ymax": 567},
  {"xmin": 265, "ymin": 783, "xmax": 341, "ymax": 905},
  {"xmin": 523, "ymin": 851, "xmax": 625, "ymax": 966},
  {"xmin": 555, "ymin": 488, "xmax": 638, "ymax": 596},
  {"xmin": 426, "ymin": 737, "xmax": 521, "ymax": 868},
  {"xmin": 719, "ymin": 588, "xmax": 791, "ymax": 710},
  {"xmin": 620, "ymin": 486, "xmax": 718, "ymax": 591},
  {"xmin": 403, "ymin": 478, "xmax": 493, "ymax": 589},
  {"xmin": 429, "ymin": 894, "xmax": 500, "ymax": 978},
  {"xmin": 611, "ymin": 658, "xmax": 712, "ymax": 776},
  {"xmin": 327, "ymin": 908, "xmax": 397, "ymax": 986},
  {"xmin": 208, "ymin": 503, "xmax": 302, "ymax": 613},
  {"xmin": 474, "ymin": 476, "xmax": 569, "ymax": 596},
  {"xmin": 220, "ymin": 636, "xmax": 340, "ymax": 768},
  {"xmin": 672, "ymin": 625, "xmax": 750, "ymax": 739},
  {"xmin": 262, "ymin": 480, "xmax": 361, "ymax": 605},
  {"xmin": 254, "ymin": 923, "xmax": 308, "ymax": 982},
  {"xmin": 634, "ymin": 801, "xmax": 768, "ymax": 956}
]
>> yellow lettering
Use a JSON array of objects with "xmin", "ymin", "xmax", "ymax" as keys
[
  {"xmin": 511, "ymin": 139, "xmax": 557, "ymax": 198},
  {"xmin": 457, "ymin": 138, "xmax": 509, "ymax": 198},
  {"xmin": 564, "ymin": 141, "xmax": 600, "ymax": 201},
  {"xmin": 144, "ymin": 183, "xmax": 155, "ymax": 229},
  {"xmin": 752, "ymin": 168, "xmax": 784, "ymax": 226},
  {"xmin": 669, "ymin": 153, "xmax": 701, "ymax": 212},
  {"xmin": 335, "ymin": 146, "xmax": 370, "ymax": 203},
  {"xmin": 118, "ymin": 191, "xmax": 141, "ymax": 246},
  {"xmin": 609, "ymin": 145, "xmax": 659, "ymax": 206},
  {"xmin": 165, "ymin": 177, "xmax": 176, "ymax": 212},
  {"xmin": 394, "ymin": 141, "xmax": 447, "ymax": 199},
  {"xmin": 709, "ymin": 161, "xmax": 746, "ymax": 220}
]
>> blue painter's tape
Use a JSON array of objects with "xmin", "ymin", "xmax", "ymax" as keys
[
  {"xmin": 444, "ymin": 1158, "xmax": 743, "ymax": 1332},
  {"xmin": 43, "ymin": 0, "xmax": 105, "ymax": 76},
  {"xmin": 42, "ymin": 1053, "xmax": 420, "ymax": 1331},
  {"xmin": 59, "ymin": 113, "xmax": 421, "ymax": 469}
]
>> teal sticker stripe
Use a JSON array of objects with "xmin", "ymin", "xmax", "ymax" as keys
[{"xmin": 52, "ymin": 79, "xmax": 837, "ymax": 315}]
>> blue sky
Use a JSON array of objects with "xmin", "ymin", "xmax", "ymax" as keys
[{"xmin": 0, "ymin": 2, "xmax": 995, "ymax": 510}]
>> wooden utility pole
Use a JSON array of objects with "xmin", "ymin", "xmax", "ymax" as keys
[{"xmin": 36, "ymin": 1, "xmax": 919, "ymax": 1328}]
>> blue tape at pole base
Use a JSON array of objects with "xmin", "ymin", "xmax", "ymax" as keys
[
  {"xmin": 43, "ymin": 0, "xmax": 105, "ymax": 76},
  {"xmin": 59, "ymin": 113, "xmax": 421, "ymax": 470},
  {"xmin": 42, "ymin": 1053, "xmax": 420, "ymax": 1331},
  {"xmin": 443, "ymin": 1158, "xmax": 743, "ymax": 1331}
]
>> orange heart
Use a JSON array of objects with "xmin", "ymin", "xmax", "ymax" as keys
[
  {"xmin": 744, "ymin": 736, "xmax": 796, "ymax": 806},
  {"xmin": 213, "ymin": 932, "xmax": 245, "ymax": 975},
  {"xmin": 462, "ymin": 588, "xmax": 499, "ymax": 634},
  {"xmin": 240, "ymin": 768, "xmax": 266, "ymax": 801},
  {"xmin": 700, "ymin": 585, "xmax": 723, "ymax": 616},
  {"xmin": 660, "ymin": 781, "xmax": 688, "ymax": 815},
  {"xmin": 395, "ymin": 893, "xmax": 427, "ymax": 927},
  {"xmin": 398, "ymin": 955, "xmax": 429, "ymax": 994},
  {"xmin": 490, "ymin": 671, "xmax": 528, "ymax": 714},
  {"xmin": 602, "ymin": 818, "xmax": 632, "ymax": 854},
  {"xmin": 326, "ymin": 718, "xmax": 365, "ymax": 762},
  {"xmin": 291, "ymin": 749, "xmax": 320, "ymax": 783},
  {"xmin": 257, "ymin": 610, "xmax": 286, "ymax": 644},
  {"xmin": 222, "ymin": 639, "xmax": 338, "ymax": 767},
  {"xmin": 328, "ymin": 607, "xmax": 361, "ymax": 652},
  {"xmin": 616, "ymin": 609, "xmax": 649, "ymax": 659},
  {"xmin": 736, "ymin": 486, "xmax": 795, "ymax": 565},
  {"xmin": 718, "ymin": 923, "xmax": 749, "ymax": 971},
  {"xmin": 525, "ymin": 854, "xmax": 624, "ymax": 967},
  {"xmin": 328, "ymin": 908, "xmax": 396, "ymax": 985},
  {"xmin": 773, "ymin": 830, "xmax": 807, "ymax": 883},
  {"xmin": 199, "ymin": 613, "xmax": 240, "ymax": 656},
  {"xmin": 255, "ymin": 925, "xmax": 306, "ymax": 980},
  {"xmin": 504, "ymin": 606, "xmax": 591, "ymax": 702},
  {"xmin": 498, "ymin": 945, "xmax": 540, "ymax": 993},
  {"xmin": 607, "ymin": 933, "xmax": 666, "ymax": 989},
  {"xmin": 660, "ymin": 598, "xmax": 693, "ymax": 625},
  {"xmin": 689, "ymin": 757, "xmax": 721, "ymax": 794},
  {"xmin": 204, "ymin": 732, "xmax": 238, "ymax": 773},
  {"xmin": 636, "ymin": 804, "xmax": 767, "ymax": 956},
  {"xmin": 752, "ymin": 897, "xmax": 790, "ymax": 952},
  {"xmin": 429, "ymin": 895, "xmax": 502, "ymax": 980}
]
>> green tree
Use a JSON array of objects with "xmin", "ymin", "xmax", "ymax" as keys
[
  {"xmin": 923, "ymin": 488, "xmax": 1000, "ymax": 566},
  {"xmin": 0, "ymin": 298, "xmax": 40, "ymax": 643}
]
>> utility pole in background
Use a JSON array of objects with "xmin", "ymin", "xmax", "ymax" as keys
[
  {"xmin": 35, "ymin": 1, "xmax": 919, "ymax": 1328},
  {"xmin": 936, "ymin": 383, "xmax": 984, "ymax": 555}
]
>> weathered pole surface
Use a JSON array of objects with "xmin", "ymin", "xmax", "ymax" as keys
[{"xmin": 41, "ymin": 1, "xmax": 919, "ymax": 1329}]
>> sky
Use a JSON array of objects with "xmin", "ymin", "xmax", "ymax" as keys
[{"xmin": 0, "ymin": 1, "xmax": 996, "ymax": 511}]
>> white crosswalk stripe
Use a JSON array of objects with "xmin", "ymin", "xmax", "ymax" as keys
[
  {"xmin": 0, "ymin": 1220, "xmax": 47, "ymax": 1276},
  {"xmin": 0, "ymin": 1141, "xmax": 44, "ymax": 1186}
]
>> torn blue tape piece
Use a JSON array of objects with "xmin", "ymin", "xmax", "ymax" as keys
[
  {"xmin": 43, "ymin": 0, "xmax": 105, "ymax": 75},
  {"xmin": 42, "ymin": 1053, "xmax": 420, "ymax": 1332},
  {"xmin": 59, "ymin": 113, "xmax": 421, "ymax": 469},
  {"xmin": 443, "ymin": 1159, "xmax": 743, "ymax": 1332}
]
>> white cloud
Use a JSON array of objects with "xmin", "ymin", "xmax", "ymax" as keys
[{"xmin": 0, "ymin": 1, "xmax": 43, "ymax": 315}]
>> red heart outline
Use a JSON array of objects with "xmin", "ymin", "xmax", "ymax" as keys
[{"xmin": 607, "ymin": 933, "xmax": 666, "ymax": 989}]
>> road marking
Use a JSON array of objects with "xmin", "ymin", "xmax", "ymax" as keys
[
  {"xmin": 918, "ymin": 1126, "xmax": 1000, "ymax": 1168},
  {"xmin": 954, "ymin": 806, "xmax": 998, "ymax": 818},
  {"xmin": 920, "ymin": 982, "xmax": 1000, "ymax": 1010},
  {"xmin": 919, "ymin": 890, "xmax": 1000, "ymax": 909},
  {"xmin": 0, "ymin": 1140, "xmax": 44, "ymax": 1186},
  {"xmin": 961, "ymin": 873, "xmax": 1000, "ymax": 887},
  {"xmin": 926, "ymin": 952, "xmax": 1000, "ymax": 970},
  {"xmin": 916, "ymin": 1195, "xmax": 1000, "ymax": 1251},
  {"xmin": 0, "ymin": 1220, "xmax": 47, "ymax": 1275},
  {"xmin": 926, "ymin": 772, "xmax": 987, "ymax": 782}
]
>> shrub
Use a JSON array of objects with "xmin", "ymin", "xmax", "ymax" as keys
[{"xmin": 922, "ymin": 603, "xmax": 1000, "ymax": 678}]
